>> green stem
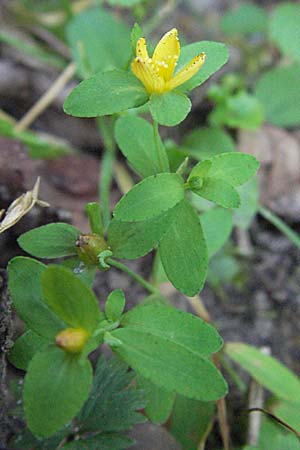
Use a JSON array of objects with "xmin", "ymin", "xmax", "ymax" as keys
[
  {"xmin": 153, "ymin": 120, "xmax": 169, "ymax": 172},
  {"xmin": 97, "ymin": 117, "xmax": 116, "ymax": 231},
  {"xmin": 107, "ymin": 258, "xmax": 160, "ymax": 295},
  {"xmin": 218, "ymin": 353, "xmax": 247, "ymax": 393},
  {"xmin": 258, "ymin": 205, "xmax": 300, "ymax": 249}
]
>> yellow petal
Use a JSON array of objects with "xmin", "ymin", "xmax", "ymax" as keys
[
  {"xmin": 152, "ymin": 28, "xmax": 180, "ymax": 81},
  {"xmin": 136, "ymin": 37, "xmax": 149, "ymax": 61},
  {"xmin": 131, "ymin": 57, "xmax": 165, "ymax": 93},
  {"xmin": 166, "ymin": 52, "xmax": 206, "ymax": 91}
]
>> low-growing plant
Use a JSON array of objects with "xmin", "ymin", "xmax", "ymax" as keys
[{"xmin": 1, "ymin": 2, "xmax": 300, "ymax": 449}]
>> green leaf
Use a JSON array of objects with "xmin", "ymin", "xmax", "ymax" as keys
[
  {"xmin": 64, "ymin": 70, "xmax": 148, "ymax": 118},
  {"xmin": 107, "ymin": 0, "xmax": 142, "ymax": 6},
  {"xmin": 137, "ymin": 376, "xmax": 175, "ymax": 424},
  {"xmin": 149, "ymin": 92, "xmax": 191, "ymax": 126},
  {"xmin": 189, "ymin": 152, "xmax": 259, "ymax": 187},
  {"xmin": 115, "ymin": 116, "xmax": 165, "ymax": 177},
  {"xmin": 121, "ymin": 303, "xmax": 223, "ymax": 357},
  {"xmin": 209, "ymin": 92, "xmax": 265, "ymax": 130},
  {"xmin": 220, "ymin": 2, "xmax": 268, "ymax": 35},
  {"xmin": 113, "ymin": 173, "xmax": 184, "ymax": 221},
  {"xmin": 18, "ymin": 223, "xmax": 79, "ymax": 258},
  {"xmin": 225, "ymin": 343, "xmax": 300, "ymax": 403},
  {"xmin": 111, "ymin": 328, "xmax": 227, "ymax": 401},
  {"xmin": 131, "ymin": 22, "xmax": 143, "ymax": 51},
  {"xmin": 233, "ymin": 177, "xmax": 259, "ymax": 229},
  {"xmin": 259, "ymin": 416, "xmax": 300, "ymax": 450},
  {"xmin": 8, "ymin": 257, "xmax": 65, "ymax": 338},
  {"xmin": 273, "ymin": 399, "xmax": 300, "ymax": 434},
  {"xmin": 182, "ymin": 127, "xmax": 235, "ymax": 160},
  {"xmin": 269, "ymin": 3, "xmax": 300, "ymax": 61},
  {"xmin": 159, "ymin": 199, "xmax": 208, "ymax": 296},
  {"xmin": 0, "ymin": 31, "xmax": 66, "ymax": 70},
  {"xmin": 207, "ymin": 252, "xmax": 240, "ymax": 288},
  {"xmin": 170, "ymin": 395, "xmax": 215, "ymax": 450},
  {"xmin": 105, "ymin": 290, "xmax": 126, "ymax": 322},
  {"xmin": 62, "ymin": 257, "xmax": 96, "ymax": 287},
  {"xmin": 0, "ymin": 117, "xmax": 73, "ymax": 159},
  {"xmin": 255, "ymin": 63, "xmax": 300, "ymax": 127},
  {"xmin": 24, "ymin": 347, "xmax": 92, "ymax": 438},
  {"xmin": 42, "ymin": 265, "xmax": 102, "ymax": 333},
  {"xmin": 67, "ymin": 7, "xmax": 131, "ymax": 78},
  {"xmin": 193, "ymin": 178, "xmax": 241, "ymax": 209},
  {"xmin": 78, "ymin": 355, "xmax": 146, "ymax": 431},
  {"xmin": 9, "ymin": 330, "xmax": 50, "ymax": 371},
  {"xmin": 176, "ymin": 41, "xmax": 229, "ymax": 92},
  {"xmin": 200, "ymin": 207, "xmax": 233, "ymax": 257},
  {"xmin": 108, "ymin": 206, "xmax": 178, "ymax": 259},
  {"xmin": 62, "ymin": 433, "xmax": 133, "ymax": 450}
]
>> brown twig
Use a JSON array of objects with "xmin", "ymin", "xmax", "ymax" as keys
[
  {"xmin": 15, "ymin": 61, "xmax": 76, "ymax": 133},
  {"xmin": 248, "ymin": 408, "xmax": 300, "ymax": 440}
]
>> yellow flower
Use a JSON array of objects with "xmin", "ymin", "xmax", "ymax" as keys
[{"xmin": 131, "ymin": 28, "xmax": 206, "ymax": 94}]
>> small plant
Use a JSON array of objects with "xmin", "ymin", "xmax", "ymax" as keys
[{"xmin": 2, "ymin": 2, "xmax": 300, "ymax": 449}]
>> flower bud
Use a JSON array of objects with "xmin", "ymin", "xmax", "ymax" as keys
[
  {"xmin": 188, "ymin": 176, "xmax": 204, "ymax": 192},
  {"xmin": 55, "ymin": 327, "xmax": 89, "ymax": 353},
  {"xmin": 76, "ymin": 233, "xmax": 108, "ymax": 266}
]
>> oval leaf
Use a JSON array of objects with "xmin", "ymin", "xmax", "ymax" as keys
[
  {"xmin": 67, "ymin": 7, "xmax": 131, "ymax": 77},
  {"xmin": 42, "ymin": 265, "xmax": 103, "ymax": 333},
  {"xmin": 18, "ymin": 223, "xmax": 79, "ymax": 258},
  {"xmin": 105, "ymin": 289, "xmax": 126, "ymax": 322},
  {"xmin": 195, "ymin": 178, "xmax": 241, "ymax": 209},
  {"xmin": 189, "ymin": 152, "xmax": 259, "ymax": 187},
  {"xmin": 8, "ymin": 257, "xmax": 65, "ymax": 338},
  {"xmin": 137, "ymin": 376, "xmax": 175, "ymax": 425},
  {"xmin": 149, "ymin": 92, "xmax": 191, "ymax": 126},
  {"xmin": 200, "ymin": 207, "xmax": 233, "ymax": 257},
  {"xmin": 115, "ymin": 116, "xmax": 166, "ymax": 177},
  {"xmin": 269, "ymin": 3, "xmax": 300, "ymax": 61},
  {"xmin": 108, "ymin": 205, "xmax": 177, "ymax": 259},
  {"xmin": 159, "ymin": 199, "xmax": 208, "ymax": 296},
  {"xmin": 176, "ymin": 41, "xmax": 229, "ymax": 92},
  {"xmin": 111, "ymin": 328, "xmax": 227, "ymax": 401},
  {"xmin": 9, "ymin": 330, "xmax": 50, "ymax": 371},
  {"xmin": 64, "ymin": 69, "xmax": 148, "ymax": 118},
  {"xmin": 183, "ymin": 126, "xmax": 235, "ymax": 160},
  {"xmin": 121, "ymin": 303, "xmax": 223, "ymax": 357},
  {"xmin": 24, "ymin": 347, "xmax": 92, "ymax": 437},
  {"xmin": 113, "ymin": 173, "xmax": 184, "ymax": 222},
  {"xmin": 226, "ymin": 343, "xmax": 300, "ymax": 403}
]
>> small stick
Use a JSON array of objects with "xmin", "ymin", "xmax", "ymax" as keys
[
  {"xmin": 186, "ymin": 295, "xmax": 230, "ymax": 450},
  {"xmin": 247, "ymin": 346, "xmax": 270, "ymax": 446},
  {"xmin": 15, "ymin": 62, "xmax": 76, "ymax": 133}
]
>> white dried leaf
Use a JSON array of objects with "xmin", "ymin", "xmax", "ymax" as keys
[{"xmin": 0, "ymin": 177, "xmax": 49, "ymax": 234}]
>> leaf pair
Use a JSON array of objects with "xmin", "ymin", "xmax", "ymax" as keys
[
  {"xmin": 108, "ymin": 173, "xmax": 207, "ymax": 295},
  {"xmin": 188, "ymin": 152, "xmax": 259, "ymax": 208},
  {"xmin": 111, "ymin": 303, "xmax": 227, "ymax": 401},
  {"xmin": 8, "ymin": 259, "xmax": 103, "ymax": 438}
]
